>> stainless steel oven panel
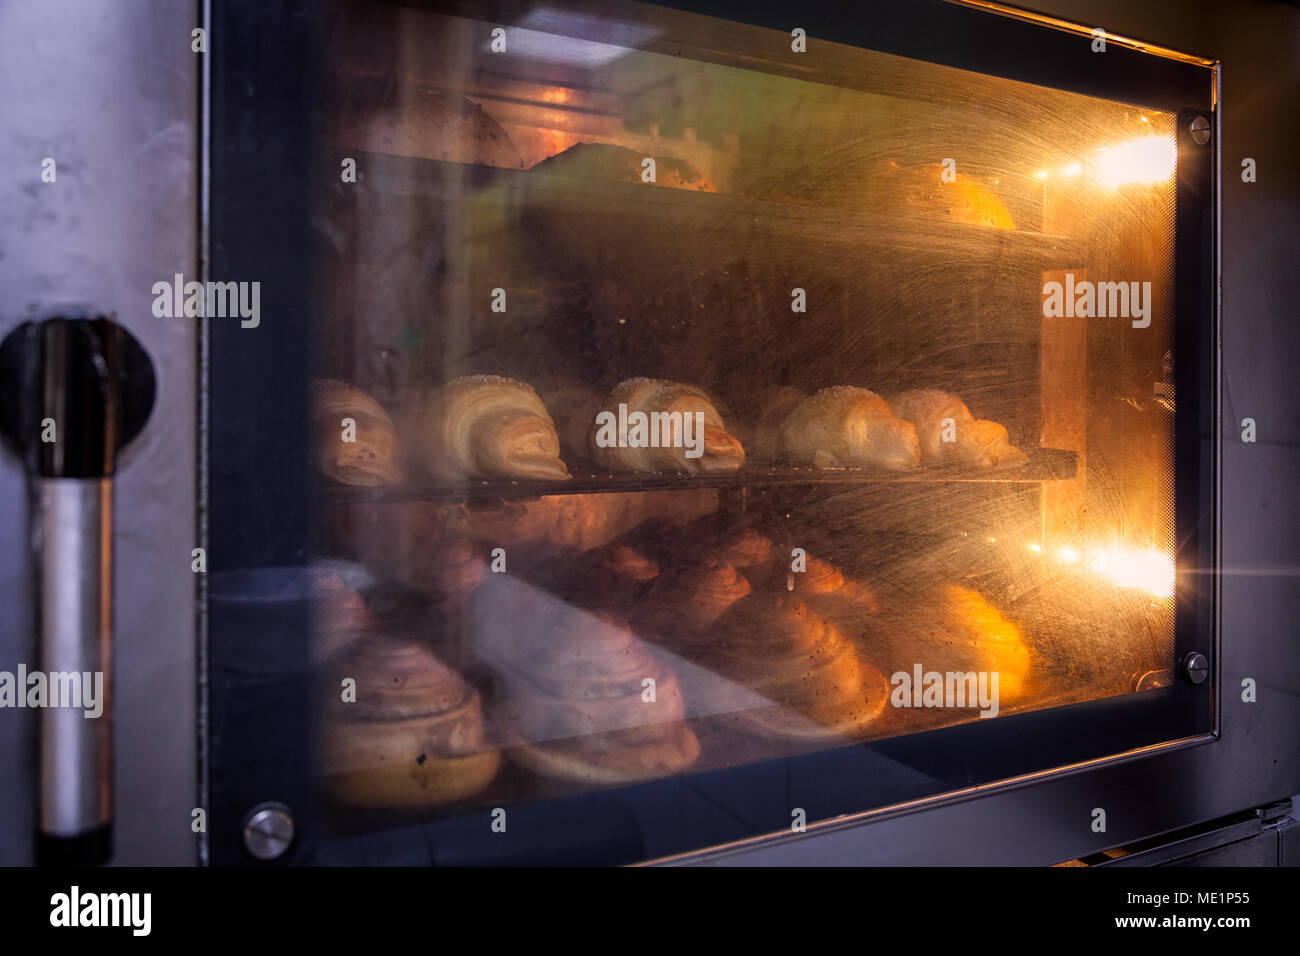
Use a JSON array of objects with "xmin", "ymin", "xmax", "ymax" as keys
[{"xmin": 0, "ymin": 0, "xmax": 199, "ymax": 865}]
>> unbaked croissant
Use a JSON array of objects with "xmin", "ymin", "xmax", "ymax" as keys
[
  {"xmin": 779, "ymin": 386, "xmax": 920, "ymax": 471},
  {"xmin": 403, "ymin": 375, "xmax": 569, "ymax": 481},
  {"xmin": 589, "ymin": 378, "xmax": 745, "ymax": 474},
  {"xmin": 311, "ymin": 379, "xmax": 403, "ymax": 486},
  {"xmin": 889, "ymin": 390, "xmax": 1026, "ymax": 468}
]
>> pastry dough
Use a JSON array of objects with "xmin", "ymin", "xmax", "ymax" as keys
[
  {"xmin": 693, "ymin": 592, "xmax": 890, "ymax": 740},
  {"xmin": 472, "ymin": 581, "xmax": 700, "ymax": 784},
  {"xmin": 768, "ymin": 554, "xmax": 881, "ymax": 636},
  {"xmin": 590, "ymin": 378, "xmax": 745, "ymax": 474},
  {"xmin": 889, "ymin": 389, "xmax": 1026, "ymax": 468},
  {"xmin": 312, "ymin": 379, "xmax": 403, "ymax": 486},
  {"xmin": 319, "ymin": 635, "xmax": 500, "ymax": 808},
  {"xmin": 531, "ymin": 142, "xmax": 716, "ymax": 193},
  {"xmin": 403, "ymin": 375, "xmax": 569, "ymax": 481},
  {"xmin": 779, "ymin": 386, "xmax": 920, "ymax": 471},
  {"xmin": 636, "ymin": 559, "xmax": 753, "ymax": 641}
]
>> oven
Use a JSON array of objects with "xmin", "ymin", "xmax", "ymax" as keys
[{"xmin": 1, "ymin": 0, "xmax": 1296, "ymax": 868}]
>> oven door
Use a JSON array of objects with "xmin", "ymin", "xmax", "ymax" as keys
[{"xmin": 205, "ymin": 0, "xmax": 1219, "ymax": 865}]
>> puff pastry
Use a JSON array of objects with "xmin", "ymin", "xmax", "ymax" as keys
[
  {"xmin": 590, "ymin": 378, "xmax": 745, "ymax": 474},
  {"xmin": 696, "ymin": 592, "xmax": 890, "ymax": 740},
  {"xmin": 474, "ymin": 582, "xmax": 700, "ymax": 784},
  {"xmin": 888, "ymin": 389, "xmax": 1026, "ymax": 468},
  {"xmin": 403, "ymin": 375, "xmax": 569, "ymax": 481},
  {"xmin": 779, "ymin": 386, "xmax": 920, "ymax": 471},
  {"xmin": 312, "ymin": 379, "xmax": 403, "ymax": 486}
]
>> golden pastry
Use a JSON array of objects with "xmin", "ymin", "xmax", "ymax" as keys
[
  {"xmin": 695, "ymin": 592, "xmax": 890, "ymax": 741},
  {"xmin": 768, "ymin": 554, "xmax": 881, "ymax": 637},
  {"xmin": 779, "ymin": 386, "xmax": 920, "ymax": 471},
  {"xmin": 636, "ymin": 559, "xmax": 753, "ymax": 642},
  {"xmin": 489, "ymin": 606, "xmax": 700, "ymax": 785},
  {"xmin": 889, "ymin": 389, "xmax": 1026, "ymax": 468},
  {"xmin": 319, "ymin": 635, "xmax": 500, "ymax": 809},
  {"xmin": 402, "ymin": 374, "xmax": 569, "ymax": 482},
  {"xmin": 590, "ymin": 378, "xmax": 745, "ymax": 474},
  {"xmin": 311, "ymin": 379, "xmax": 403, "ymax": 486}
]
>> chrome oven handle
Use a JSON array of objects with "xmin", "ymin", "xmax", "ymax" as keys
[{"xmin": 0, "ymin": 315, "xmax": 155, "ymax": 865}]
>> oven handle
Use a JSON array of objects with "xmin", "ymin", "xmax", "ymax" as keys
[{"xmin": 0, "ymin": 315, "xmax": 155, "ymax": 865}]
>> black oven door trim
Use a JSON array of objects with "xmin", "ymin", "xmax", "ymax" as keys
[{"xmin": 206, "ymin": 0, "xmax": 1219, "ymax": 865}]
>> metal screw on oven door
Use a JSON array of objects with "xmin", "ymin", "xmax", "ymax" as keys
[
  {"xmin": 1188, "ymin": 115, "xmax": 1211, "ymax": 145},
  {"xmin": 242, "ymin": 802, "xmax": 295, "ymax": 861},
  {"xmin": 1182, "ymin": 652, "xmax": 1210, "ymax": 685}
]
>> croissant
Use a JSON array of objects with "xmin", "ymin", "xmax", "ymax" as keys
[
  {"xmin": 779, "ymin": 386, "xmax": 920, "ymax": 471},
  {"xmin": 311, "ymin": 379, "xmax": 403, "ymax": 485},
  {"xmin": 589, "ymin": 378, "xmax": 745, "ymax": 474},
  {"xmin": 403, "ymin": 375, "xmax": 569, "ymax": 481},
  {"xmin": 889, "ymin": 390, "xmax": 1027, "ymax": 468}
]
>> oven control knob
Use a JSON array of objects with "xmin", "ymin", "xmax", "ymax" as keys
[
  {"xmin": 242, "ymin": 803, "xmax": 295, "ymax": 861},
  {"xmin": 1182, "ymin": 652, "xmax": 1210, "ymax": 685}
]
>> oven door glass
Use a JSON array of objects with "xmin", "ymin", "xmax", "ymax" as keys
[{"xmin": 208, "ymin": 0, "xmax": 1216, "ymax": 865}]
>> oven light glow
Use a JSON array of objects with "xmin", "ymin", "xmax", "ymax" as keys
[
  {"xmin": 1095, "ymin": 135, "xmax": 1176, "ymax": 188},
  {"xmin": 1101, "ymin": 548, "xmax": 1176, "ymax": 598},
  {"xmin": 1062, "ymin": 161, "xmax": 1083, "ymax": 177},
  {"xmin": 1027, "ymin": 543, "xmax": 1042, "ymax": 553},
  {"xmin": 1058, "ymin": 546, "xmax": 1079, "ymax": 563},
  {"xmin": 1034, "ymin": 169, "xmax": 1049, "ymax": 180}
]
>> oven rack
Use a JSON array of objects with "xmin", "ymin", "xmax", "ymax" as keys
[{"xmin": 318, "ymin": 446, "xmax": 1076, "ymax": 503}]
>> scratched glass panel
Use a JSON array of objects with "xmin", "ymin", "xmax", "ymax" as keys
[{"xmin": 303, "ymin": 0, "xmax": 1178, "ymax": 836}]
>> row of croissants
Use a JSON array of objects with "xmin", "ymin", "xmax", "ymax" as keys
[
  {"xmin": 313, "ymin": 525, "xmax": 1033, "ymax": 810},
  {"xmin": 312, "ymin": 374, "xmax": 1027, "ymax": 485}
]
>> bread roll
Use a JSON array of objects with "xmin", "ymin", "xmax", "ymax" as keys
[
  {"xmin": 779, "ymin": 386, "xmax": 920, "ymax": 471},
  {"xmin": 319, "ymin": 635, "xmax": 500, "ymax": 808},
  {"xmin": 402, "ymin": 375, "xmax": 569, "ymax": 482},
  {"xmin": 888, "ymin": 389, "xmax": 1026, "ymax": 468},
  {"xmin": 590, "ymin": 378, "xmax": 745, "ymax": 474},
  {"xmin": 531, "ymin": 142, "xmax": 715, "ymax": 192},
  {"xmin": 312, "ymin": 379, "xmax": 403, "ymax": 486}
]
